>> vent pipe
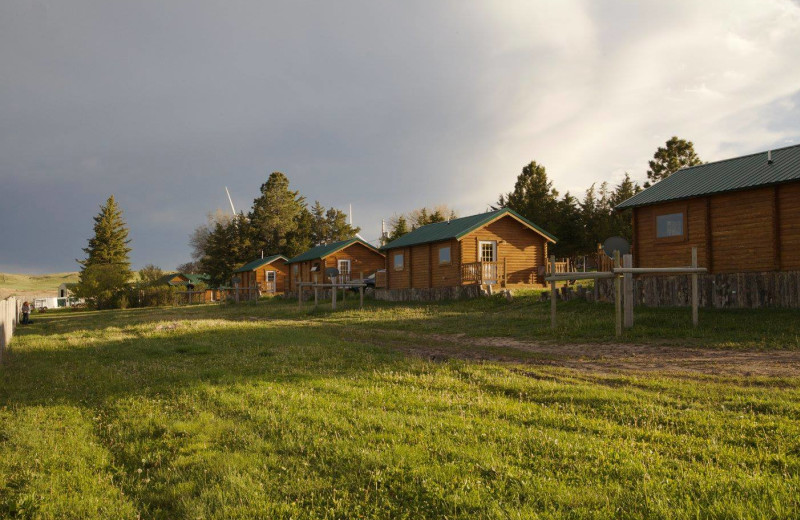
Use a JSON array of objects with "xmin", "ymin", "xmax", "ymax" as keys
[{"xmin": 768, "ymin": 150, "xmax": 774, "ymax": 164}]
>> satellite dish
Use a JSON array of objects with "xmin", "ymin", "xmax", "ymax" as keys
[
  {"xmin": 325, "ymin": 267, "xmax": 340, "ymax": 280},
  {"xmin": 231, "ymin": 276, "xmax": 241, "ymax": 284},
  {"xmin": 602, "ymin": 236, "xmax": 630, "ymax": 258}
]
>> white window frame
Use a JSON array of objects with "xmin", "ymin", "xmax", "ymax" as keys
[
  {"xmin": 265, "ymin": 270, "xmax": 276, "ymax": 283},
  {"xmin": 479, "ymin": 240, "xmax": 497, "ymax": 262},
  {"xmin": 338, "ymin": 259, "xmax": 351, "ymax": 279}
]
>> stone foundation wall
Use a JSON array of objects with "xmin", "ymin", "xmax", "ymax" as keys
[{"xmin": 374, "ymin": 285, "xmax": 485, "ymax": 302}]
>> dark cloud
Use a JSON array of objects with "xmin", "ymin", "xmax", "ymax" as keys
[{"xmin": 2, "ymin": 1, "xmax": 799, "ymax": 272}]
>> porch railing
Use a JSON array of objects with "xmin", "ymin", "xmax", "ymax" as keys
[{"xmin": 461, "ymin": 261, "xmax": 502, "ymax": 284}]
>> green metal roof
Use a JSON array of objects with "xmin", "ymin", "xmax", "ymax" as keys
[
  {"xmin": 286, "ymin": 238, "xmax": 382, "ymax": 264},
  {"xmin": 381, "ymin": 208, "xmax": 557, "ymax": 250},
  {"xmin": 617, "ymin": 143, "xmax": 800, "ymax": 209},
  {"xmin": 183, "ymin": 273, "xmax": 210, "ymax": 285},
  {"xmin": 233, "ymin": 255, "xmax": 288, "ymax": 273}
]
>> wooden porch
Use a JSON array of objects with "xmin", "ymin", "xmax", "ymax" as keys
[{"xmin": 461, "ymin": 261, "xmax": 505, "ymax": 286}]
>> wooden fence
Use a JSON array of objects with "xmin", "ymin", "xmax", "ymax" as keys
[{"xmin": 1, "ymin": 297, "xmax": 19, "ymax": 363}]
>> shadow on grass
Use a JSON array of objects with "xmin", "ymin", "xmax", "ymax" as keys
[
  {"xmin": 1, "ymin": 321, "xmax": 403, "ymax": 410},
  {"xmin": 14, "ymin": 294, "xmax": 800, "ymax": 352}
]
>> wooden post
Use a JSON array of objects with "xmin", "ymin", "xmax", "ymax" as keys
[
  {"xmin": 314, "ymin": 286, "xmax": 318, "ymax": 308},
  {"xmin": 623, "ymin": 254, "xmax": 634, "ymax": 329},
  {"xmin": 298, "ymin": 284, "xmax": 302, "ymax": 308},
  {"xmin": 359, "ymin": 286, "xmax": 364, "ymax": 309},
  {"xmin": 691, "ymin": 247, "xmax": 699, "ymax": 327},
  {"xmin": 503, "ymin": 257, "xmax": 508, "ymax": 287},
  {"xmin": 332, "ymin": 282, "xmax": 337, "ymax": 310},
  {"xmin": 235, "ymin": 283, "xmax": 240, "ymax": 304},
  {"xmin": 614, "ymin": 250, "xmax": 622, "ymax": 337},
  {"xmin": 550, "ymin": 255, "xmax": 557, "ymax": 329}
]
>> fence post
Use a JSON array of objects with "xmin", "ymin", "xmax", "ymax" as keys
[
  {"xmin": 234, "ymin": 282, "xmax": 240, "ymax": 304},
  {"xmin": 332, "ymin": 282, "xmax": 337, "ymax": 310},
  {"xmin": 623, "ymin": 254, "xmax": 634, "ymax": 329},
  {"xmin": 550, "ymin": 255, "xmax": 556, "ymax": 329},
  {"xmin": 691, "ymin": 247, "xmax": 699, "ymax": 327},
  {"xmin": 614, "ymin": 250, "xmax": 622, "ymax": 337},
  {"xmin": 298, "ymin": 284, "xmax": 303, "ymax": 308},
  {"xmin": 314, "ymin": 286, "xmax": 318, "ymax": 308},
  {"xmin": 359, "ymin": 286, "xmax": 364, "ymax": 309}
]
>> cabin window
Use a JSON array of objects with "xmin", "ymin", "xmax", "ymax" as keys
[
  {"xmin": 292, "ymin": 265, "xmax": 298, "ymax": 275},
  {"xmin": 656, "ymin": 213, "xmax": 684, "ymax": 238},
  {"xmin": 266, "ymin": 271, "xmax": 276, "ymax": 283},
  {"xmin": 479, "ymin": 241, "xmax": 497, "ymax": 262},
  {"xmin": 394, "ymin": 252, "xmax": 404, "ymax": 270},
  {"xmin": 438, "ymin": 246, "xmax": 451, "ymax": 265}
]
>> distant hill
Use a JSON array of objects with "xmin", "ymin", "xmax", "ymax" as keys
[{"xmin": 0, "ymin": 272, "xmax": 79, "ymax": 299}]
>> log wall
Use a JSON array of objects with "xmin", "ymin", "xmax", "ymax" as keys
[{"xmin": 633, "ymin": 181, "xmax": 800, "ymax": 274}]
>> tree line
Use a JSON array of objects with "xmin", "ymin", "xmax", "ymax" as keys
[
  {"xmin": 383, "ymin": 136, "xmax": 701, "ymax": 259},
  {"xmin": 185, "ymin": 172, "xmax": 360, "ymax": 286},
  {"xmin": 74, "ymin": 136, "xmax": 700, "ymax": 308}
]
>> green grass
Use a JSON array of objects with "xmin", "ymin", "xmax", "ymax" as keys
[
  {"xmin": 0, "ymin": 272, "xmax": 79, "ymax": 293},
  {"xmin": 1, "ymin": 298, "xmax": 799, "ymax": 518}
]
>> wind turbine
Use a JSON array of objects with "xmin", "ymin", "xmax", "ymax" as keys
[
  {"xmin": 225, "ymin": 186, "xmax": 236, "ymax": 215},
  {"xmin": 349, "ymin": 203, "xmax": 366, "ymax": 241}
]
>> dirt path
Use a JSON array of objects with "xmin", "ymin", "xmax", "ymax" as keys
[{"xmin": 387, "ymin": 332, "xmax": 800, "ymax": 378}]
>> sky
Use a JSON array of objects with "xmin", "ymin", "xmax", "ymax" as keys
[{"xmin": 2, "ymin": 0, "xmax": 799, "ymax": 273}]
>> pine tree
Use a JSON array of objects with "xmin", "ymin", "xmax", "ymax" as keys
[
  {"xmin": 76, "ymin": 196, "xmax": 132, "ymax": 308},
  {"xmin": 325, "ymin": 207, "xmax": 360, "ymax": 243},
  {"xmin": 646, "ymin": 136, "xmax": 702, "ymax": 186},
  {"xmin": 310, "ymin": 201, "xmax": 328, "ymax": 246},
  {"xmin": 497, "ymin": 161, "xmax": 560, "ymax": 241},
  {"xmin": 388, "ymin": 216, "xmax": 410, "ymax": 241},
  {"xmin": 249, "ymin": 172, "xmax": 307, "ymax": 256}
]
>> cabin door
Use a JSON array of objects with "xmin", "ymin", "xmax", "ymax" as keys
[
  {"xmin": 479, "ymin": 240, "xmax": 498, "ymax": 282},
  {"xmin": 265, "ymin": 270, "xmax": 276, "ymax": 293},
  {"xmin": 338, "ymin": 259, "xmax": 351, "ymax": 282}
]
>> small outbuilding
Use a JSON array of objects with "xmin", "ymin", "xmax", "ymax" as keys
[
  {"xmin": 232, "ymin": 255, "xmax": 289, "ymax": 295},
  {"xmin": 380, "ymin": 208, "xmax": 556, "ymax": 295},
  {"xmin": 287, "ymin": 238, "xmax": 385, "ymax": 292},
  {"xmin": 58, "ymin": 283, "xmax": 77, "ymax": 298},
  {"xmin": 617, "ymin": 144, "xmax": 800, "ymax": 273}
]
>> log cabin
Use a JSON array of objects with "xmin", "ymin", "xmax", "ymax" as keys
[
  {"xmin": 154, "ymin": 273, "xmax": 217, "ymax": 302},
  {"xmin": 380, "ymin": 208, "xmax": 557, "ymax": 292},
  {"xmin": 616, "ymin": 144, "xmax": 800, "ymax": 273},
  {"xmin": 232, "ymin": 255, "xmax": 289, "ymax": 295},
  {"xmin": 287, "ymin": 238, "xmax": 385, "ymax": 292}
]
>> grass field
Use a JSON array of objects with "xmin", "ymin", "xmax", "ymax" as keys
[
  {"xmin": 0, "ymin": 272, "xmax": 79, "ymax": 300},
  {"xmin": 1, "ymin": 296, "xmax": 799, "ymax": 519}
]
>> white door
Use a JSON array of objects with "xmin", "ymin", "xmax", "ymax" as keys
[
  {"xmin": 478, "ymin": 241, "xmax": 497, "ymax": 282},
  {"xmin": 265, "ymin": 270, "xmax": 276, "ymax": 293},
  {"xmin": 338, "ymin": 259, "xmax": 351, "ymax": 282}
]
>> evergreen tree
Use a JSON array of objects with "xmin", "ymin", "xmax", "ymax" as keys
[
  {"xmin": 249, "ymin": 172, "xmax": 306, "ymax": 256},
  {"xmin": 286, "ymin": 207, "xmax": 313, "ymax": 257},
  {"xmin": 551, "ymin": 192, "xmax": 583, "ymax": 258},
  {"xmin": 388, "ymin": 215, "xmax": 410, "ymax": 241},
  {"xmin": 497, "ymin": 161, "xmax": 560, "ymax": 242},
  {"xmin": 646, "ymin": 136, "xmax": 702, "ymax": 186},
  {"xmin": 309, "ymin": 201, "xmax": 328, "ymax": 246},
  {"xmin": 607, "ymin": 173, "xmax": 641, "ymax": 241},
  {"xmin": 75, "ymin": 195, "xmax": 132, "ymax": 308},
  {"xmin": 408, "ymin": 205, "xmax": 456, "ymax": 229},
  {"xmin": 325, "ymin": 207, "xmax": 360, "ymax": 243}
]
